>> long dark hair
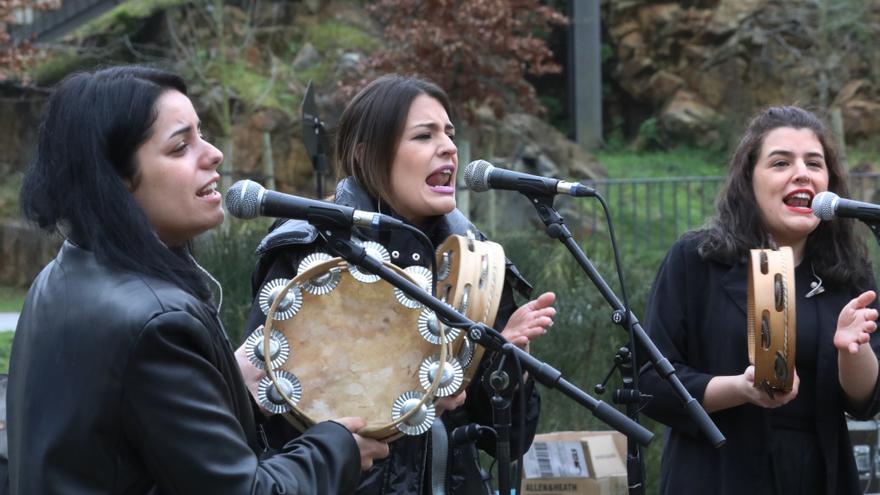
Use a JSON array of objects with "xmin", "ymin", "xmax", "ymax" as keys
[
  {"xmin": 698, "ymin": 105, "xmax": 870, "ymax": 290},
  {"xmin": 335, "ymin": 74, "xmax": 453, "ymax": 205},
  {"xmin": 20, "ymin": 65, "xmax": 211, "ymax": 300}
]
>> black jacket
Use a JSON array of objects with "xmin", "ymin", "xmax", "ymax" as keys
[
  {"xmin": 7, "ymin": 241, "xmax": 361, "ymax": 494},
  {"xmin": 244, "ymin": 177, "xmax": 541, "ymax": 494},
  {"xmin": 639, "ymin": 233, "xmax": 880, "ymax": 495}
]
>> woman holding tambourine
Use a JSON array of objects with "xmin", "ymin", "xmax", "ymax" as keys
[
  {"xmin": 242, "ymin": 74, "xmax": 556, "ymax": 495},
  {"xmin": 638, "ymin": 106, "xmax": 880, "ymax": 495}
]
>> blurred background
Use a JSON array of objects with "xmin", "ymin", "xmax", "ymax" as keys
[{"xmin": 2, "ymin": 0, "xmax": 880, "ymax": 492}]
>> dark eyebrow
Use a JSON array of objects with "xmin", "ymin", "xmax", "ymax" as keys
[
  {"xmin": 410, "ymin": 122, "xmax": 455, "ymax": 133},
  {"xmin": 767, "ymin": 149, "xmax": 825, "ymax": 160},
  {"xmin": 168, "ymin": 124, "xmax": 193, "ymax": 141}
]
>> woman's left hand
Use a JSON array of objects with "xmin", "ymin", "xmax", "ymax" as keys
[
  {"xmin": 235, "ymin": 327, "xmax": 269, "ymax": 413},
  {"xmin": 501, "ymin": 292, "xmax": 557, "ymax": 349},
  {"xmin": 834, "ymin": 290, "xmax": 879, "ymax": 354}
]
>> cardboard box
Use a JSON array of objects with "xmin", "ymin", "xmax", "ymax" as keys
[{"xmin": 521, "ymin": 431, "xmax": 628, "ymax": 495}]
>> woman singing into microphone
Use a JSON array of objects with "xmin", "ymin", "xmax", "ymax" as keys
[
  {"xmin": 243, "ymin": 74, "xmax": 556, "ymax": 494},
  {"xmin": 7, "ymin": 65, "xmax": 389, "ymax": 494}
]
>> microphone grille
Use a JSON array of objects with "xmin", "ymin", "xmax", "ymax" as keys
[
  {"xmin": 811, "ymin": 191, "xmax": 838, "ymax": 221},
  {"xmin": 463, "ymin": 160, "xmax": 492, "ymax": 192},
  {"xmin": 225, "ymin": 180, "xmax": 264, "ymax": 219}
]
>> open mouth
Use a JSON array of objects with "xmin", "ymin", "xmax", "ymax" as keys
[
  {"xmin": 784, "ymin": 190, "xmax": 813, "ymax": 209},
  {"xmin": 197, "ymin": 181, "xmax": 219, "ymax": 198},
  {"xmin": 426, "ymin": 167, "xmax": 455, "ymax": 190}
]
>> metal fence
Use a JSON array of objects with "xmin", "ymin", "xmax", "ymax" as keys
[
  {"xmin": 7, "ymin": 0, "xmax": 122, "ymax": 43},
  {"xmin": 564, "ymin": 172, "xmax": 880, "ymax": 258}
]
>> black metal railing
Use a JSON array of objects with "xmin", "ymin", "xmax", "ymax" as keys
[{"xmin": 7, "ymin": 0, "xmax": 123, "ymax": 44}]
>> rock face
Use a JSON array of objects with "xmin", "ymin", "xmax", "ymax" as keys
[{"xmin": 605, "ymin": 0, "xmax": 880, "ymax": 146}]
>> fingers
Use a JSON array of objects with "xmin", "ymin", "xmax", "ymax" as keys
[
  {"xmin": 434, "ymin": 390, "xmax": 467, "ymax": 415},
  {"xmin": 855, "ymin": 290, "xmax": 878, "ymax": 309},
  {"xmin": 334, "ymin": 417, "xmax": 367, "ymax": 433},
  {"xmin": 353, "ymin": 434, "xmax": 390, "ymax": 471},
  {"xmin": 743, "ymin": 365, "xmax": 755, "ymax": 383}
]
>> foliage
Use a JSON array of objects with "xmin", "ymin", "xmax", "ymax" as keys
[
  {"xmin": 0, "ymin": 331, "xmax": 12, "ymax": 372},
  {"xmin": 0, "ymin": 0, "xmax": 62, "ymax": 83},
  {"xmin": 494, "ymin": 229, "xmax": 665, "ymax": 492},
  {"xmin": 596, "ymin": 145, "xmax": 727, "ymax": 179},
  {"xmin": 195, "ymin": 216, "xmax": 273, "ymax": 346},
  {"xmin": 0, "ymin": 284, "xmax": 26, "ymax": 313},
  {"xmin": 354, "ymin": 0, "xmax": 568, "ymax": 122}
]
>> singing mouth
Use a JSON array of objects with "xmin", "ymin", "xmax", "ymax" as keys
[
  {"xmin": 426, "ymin": 166, "xmax": 455, "ymax": 188},
  {"xmin": 197, "ymin": 180, "xmax": 219, "ymax": 197}
]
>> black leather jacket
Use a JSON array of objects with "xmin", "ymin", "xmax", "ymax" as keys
[
  {"xmin": 244, "ymin": 177, "xmax": 541, "ymax": 495},
  {"xmin": 7, "ymin": 241, "xmax": 361, "ymax": 494}
]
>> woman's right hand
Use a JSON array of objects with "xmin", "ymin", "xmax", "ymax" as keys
[
  {"xmin": 741, "ymin": 365, "xmax": 799, "ymax": 408},
  {"xmin": 334, "ymin": 417, "xmax": 390, "ymax": 471}
]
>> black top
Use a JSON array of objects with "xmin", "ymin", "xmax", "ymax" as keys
[
  {"xmin": 243, "ymin": 177, "xmax": 541, "ymax": 495},
  {"xmin": 638, "ymin": 232, "xmax": 880, "ymax": 495},
  {"xmin": 7, "ymin": 241, "xmax": 361, "ymax": 494}
]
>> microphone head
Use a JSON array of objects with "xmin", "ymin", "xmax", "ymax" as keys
[
  {"xmin": 811, "ymin": 191, "xmax": 838, "ymax": 221},
  {"xmin": 463, "ymin": 160, "xmax": 493, "ymax": 192},
  {"xmin": 225, "ymin": 180, "xmax": 265, "ymax": 219}
]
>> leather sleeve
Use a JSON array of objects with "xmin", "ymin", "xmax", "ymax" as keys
[{"xmin": 121, "ymin": 310, "xmax": 361, "ymax": 495}]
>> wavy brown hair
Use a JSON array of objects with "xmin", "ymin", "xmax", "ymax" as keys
[{"xmin": 698, "ymin": 105, "xmax": 871, "ymax": 291}]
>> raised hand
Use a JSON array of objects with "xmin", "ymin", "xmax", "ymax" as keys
[
  {"xmin": 501, "ymin": 291, "xmax": 556, "ymax": 349},
  {"xmin": 834, "ymin": 290, "xmax": 878, "ymax": 354}
]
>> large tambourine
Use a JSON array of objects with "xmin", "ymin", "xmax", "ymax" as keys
[
  {"xmin": 747, "ymin": 246, "xmax": 796, "ymax": 396},
  {"xmin": 246, "ymin": 234, "xmax": 507, "ymax": 441},
  {"xmin": 434, "ymin": 233, "xmax": 507, "ymax": 388}
]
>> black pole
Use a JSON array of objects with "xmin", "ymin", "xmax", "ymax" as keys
[
  {"xmin": 522, "ymin": 192, "xmax": 726, "ymax": 450},
  {"xmin": 317, "ymin": 226, "xmax": 655, "ymax": 450}
]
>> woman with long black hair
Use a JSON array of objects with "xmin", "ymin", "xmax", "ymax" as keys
[{"xmin": 8, "ymin": 65, "xmax": 388, "ymax": 494}]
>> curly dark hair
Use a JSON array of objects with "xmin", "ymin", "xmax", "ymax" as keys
[{"xmin": 698, "ymin": 105, "xmax": 871, "ymax": 291}]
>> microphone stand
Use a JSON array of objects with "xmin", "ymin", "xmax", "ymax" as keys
[
  {"xmin": 316, "ymin": 225, "xmax": 654, "ymax": 494},
  {"xmin": 864, "ymin": 220, "xmax": 880, "ymax": 248},
  {"xmin": 521, "ymin": 193, "xmax": 726, "ymax": 454},
  {"xmin": 488, "ymin": 355, "xmax": 513, "ymax": 495}
]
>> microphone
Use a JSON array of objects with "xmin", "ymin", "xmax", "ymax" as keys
[
  {"xmin": 225, "ymin": 180, "xmax": 405, "ymax": 230},
  {"xmin": 463, "ymin": 159, "xmax": 596, "ymax": 198},
  {"xmin": 812, "ymin": 191, "xmax": 880, "ymax": 222}
]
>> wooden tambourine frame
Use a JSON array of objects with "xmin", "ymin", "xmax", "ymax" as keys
[
  {"xmin": 435, "ymin": 234, "xmax": 507, "ymax": 389},
  {"xmin": 747, "ymin": 246, "xmax": 796, "ymax": 395},
  {"xmin": 262, "ymin": 258, "xmax": 448, "ymax": 442}
]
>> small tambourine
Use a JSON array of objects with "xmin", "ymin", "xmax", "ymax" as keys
[{"xmin": 747, "ymin": 246, "xmax": 796, "ymax": 396}]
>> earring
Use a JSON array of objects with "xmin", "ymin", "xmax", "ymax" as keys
[{"xmin": 805, "ymin": 263, "xmax": 825, "ymax": 298}]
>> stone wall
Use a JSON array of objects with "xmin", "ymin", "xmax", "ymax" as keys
[{"xmin": 605, "ymin": 0, "xmax": 880, "ymax": 146}]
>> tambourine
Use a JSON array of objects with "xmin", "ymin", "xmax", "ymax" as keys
[
  {"xmin": 247, "ymin": 234, "xmax": 508, "ymax": 440},
  {"xmin": 434, "ymin": 233, "xmax": 507, "ymax": 388},
  {"xmin": 747, "ymin": 246, "xmax": 796, "ymax": 396}
]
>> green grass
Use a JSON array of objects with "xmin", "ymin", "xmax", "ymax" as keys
[
  {"xmin": 0, "ymin": 332, "xmax": 12, "ymax": 373},
  {"xmin": 596, "ymin": 144, "xmax": 727, "ymax": 179},
  {"xmin": 0, "ymin": 285, "xmax": 26, "ymax": 314}
]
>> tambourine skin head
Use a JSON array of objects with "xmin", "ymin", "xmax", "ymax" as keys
[
  {"xmin": 747, "ymin": 246, "xmax": 796, "ymax": 392},
  {"xmin": 266, "ymin": 257, "xmax": 440, "ymax": 440}
]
